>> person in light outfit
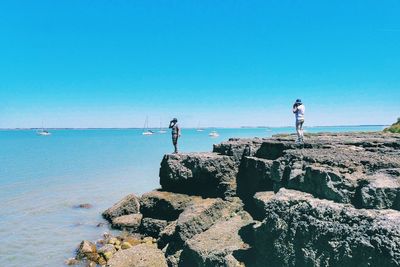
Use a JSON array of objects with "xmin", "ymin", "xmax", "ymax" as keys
[{"xmin": 292, "ymin": 99, "xmax": 305, "ymax": 143}]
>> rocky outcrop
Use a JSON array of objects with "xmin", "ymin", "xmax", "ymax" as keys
[
  {"xmin": 159, "ymin": 153, "xmax": 239, "ymax": 198},
  {"xmin": 140, "ymin": 190, "xmax": 200, "ymax": 221},
  {"xmin": 140, "ymin": 217, "xmax": 169, "ymax": 238},
  {"xmin": 107, "ymin": 244, "xmax": 168, "ymax": 267},
  {"xmin": 174, "ymin": 197, "xmax": 243, "ymax": 243},
  {"xmin": 180, "ymin": 211, "xmax": 253, "ymax": 267},
  {"xmin": 102, "ymin": 194, "xmax": 140, "ymax": 221},
  {"xmin": 252, "ymin": 188, "xmax": 400, "ymax": 266},
  {"xmin": 72, "ymin": 132, "xmax": 400, "ymax": 267},
  {"xmin": 213, "ymin": 138, "xmax": 264, "ymax": 161}
]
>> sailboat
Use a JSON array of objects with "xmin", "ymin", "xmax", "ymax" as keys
[
  {"xmin": 158, "ymin": 120, "xmax": 167, "ymax": 134},
  {"xmin": 196, "ymin": 122, "xmax": 204, "ymax": 132},
  {"xmin": 37, "ymin": 122, "xmax": 51, "ymax": 136},
  {"xmin": 142, "ymin": 117, "xmax": 154, "ymax": 135},
  {"xmin": 209, "ymin": 130, "xmax": 219, "ymax": 137}
]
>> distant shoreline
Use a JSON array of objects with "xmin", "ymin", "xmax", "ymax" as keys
[{"xmin": 0, "ymin": 125, "xmax": 388, "ymax": 130}]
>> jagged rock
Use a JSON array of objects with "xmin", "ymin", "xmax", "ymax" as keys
[
  {"xmin": 140, "ymin": 190, "xmax": 200, "ymax": 221},
  {"xmin": 158, "ymin": 221, "xmax": 177, "ymax": 249},
  {"xmin": 102, "ymin": 194, "xmax": 140, "ymax": 221},
  {"xmin": 98, "ymin": 244, "xmax": 116, "ymax": 261},
  {"xmin": 164, "ymin": 245, "xmax": 183, "ymax": 267},
  {"xmin": 180, "ymin": 212, "xmax": 253, "ymax": 267},
  {"xmin": 175, "ymin": 198, "xmax": 243, "ymax": 243},
  {"xmin": 213, "ymin": 138, "xmax": 264, "ymax": 161},
  {"xmin": 252, "ymin": 191, "xmax": 275, "ymax": 219},
  {"xmin": 356, "ymin": 170, "xmax": 400, "ymax": 209},
  {"xmin": 76, "ymin": 240, "xmax": 98, "ymax": 261},
  {"xmin": 252, "ymin": 188, "xmax": 400, "ymax": 267},
  {"xmin": 140, "ymin": 217, "xmax": 169, "ymax": 238},
  {"xmin": 111, "ymin": 214, "xmax": 142, "ymax": 231},
  {"xmin": 159, "ymin": 153, "xmax": 239, "ymax": 198},
  {"xmin": 236, "ymin": 156, "xmax": 275, "ymax": 208},
  {"xmin": 106, "ymin": 244, "xmax": 167, "ymax": 267},
  {"xmin": 287, "ymin": 164, "xmax": 359, "ymax": 204}
]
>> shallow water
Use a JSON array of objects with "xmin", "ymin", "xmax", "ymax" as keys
[{"xmin": 0, "ymin": 126, "xmax": 385, "ymax": 266}]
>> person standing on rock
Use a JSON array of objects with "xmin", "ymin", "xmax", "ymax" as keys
[
  {"xmin": 293, "ymin": 99, "xmax": 305, "ymax": 143},
  {"xmin": 169, "ymin": 118, "xmax": 181, "ymax": 154}
]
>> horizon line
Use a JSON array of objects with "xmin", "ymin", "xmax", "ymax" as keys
[{"xmin": 0, "ymin": 124, "xmax": 388, "ymax": 130}]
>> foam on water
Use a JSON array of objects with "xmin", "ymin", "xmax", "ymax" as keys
[{"xmin": 0, "ymin": 126, "xmax": 384, "ymax": 266}]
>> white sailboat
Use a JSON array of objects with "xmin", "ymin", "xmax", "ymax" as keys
[
  {"xmin": 196, "ymin": 122, "xmax": 204, "ymax": 132},
  {"xmin": 37, "ymin": 122, "xmax": 51, "ymax": 136},
  {"xmin": 142, "ymin": 117, "xmax": 154, "ymax": 135},
  {"xmin": 209, "ymin": 130, "xmax": 219, "ymax": 137}
]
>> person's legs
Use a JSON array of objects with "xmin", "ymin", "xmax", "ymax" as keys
[
  {"xmin": 299, "ymin": 120, "xmax": 304, "ymax": 141},
  {"xmin": 295, "ymin": 120, "xmax": 301, "ymax": 142},
  {"xmin": 172, "ymin": 135, "xmax": 178, "ymax": 153}
]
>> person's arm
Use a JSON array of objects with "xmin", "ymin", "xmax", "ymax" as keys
[
  {"xmin": 177, "ymin": 125, "xmax": 181, "ymax": 136},
  {"xmin": 169, "ymin": 121, "xmax": 174, "ymax": 128},
  {"xmin": 292, "ymin": 105, "xmax": 298, "ymax": 113}
]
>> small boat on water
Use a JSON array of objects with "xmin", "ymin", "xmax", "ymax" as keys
[
  {"xmin": 37, "ymin": 130, "xmax": 51, "ymax": 136},
  {"xmin": 196, "ymin": 122, "xmax": 204, "ymax": 132},
  {"xmin": 37, "ymin": 122, "xmax": 51, "ymax": 136},
  {"xmin": 142, "ymin": 116, "xmax": 154, "ymax": 135},
  {"xmin": 209, "ymin": 131, "xmax": 219, "ymax": 137}
]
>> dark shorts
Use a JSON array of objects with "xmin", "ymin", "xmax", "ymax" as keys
[{"xmin": 172, "ymin": 134, "xmax": 178, "ymax": 145}]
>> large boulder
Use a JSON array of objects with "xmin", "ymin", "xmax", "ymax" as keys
[
  {"xmin": 140, "ymin": 190, "xmax": 200, "ymax": 221},
  {"xmin": 140, "ymin": 217, "xmax": 169, "ymax": 238},
  {"xmin": 111, "ymin": 214, "xmax": 143, "ymax": 232},
  {"xmin": 355, "ymin": 169, "xmax": 400, "ymax": 210},
  {"xmin": 180, "ymin": 212, "xmax": 253, "ymax": 267},
  {"xmin": 160, "ymin": 153, "xmax": 239, "ymax": 198},
  {"xmin": 106, "ymin": 244, "xmax": 167, "ymax": 267},
  {"xmin": 102, "ymin": 194, "xmax": 140, "ymax": 221},
  {"xmin": 175, "ymin": 198, "xmax": 243, "ymax": 243},
  {"xmin": 252, "ymin": 188, "xmax": 400, "ymax": 267},
  {"xmin": 161, "ymin": 198, "xmax": 244, "ymax": 266}
]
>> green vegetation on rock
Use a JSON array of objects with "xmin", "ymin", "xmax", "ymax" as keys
[{"xmin": 384, "ymin": 118, "xmax": 400, "ymax": 133}]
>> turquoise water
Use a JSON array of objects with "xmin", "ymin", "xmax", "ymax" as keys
[{"xmin": 0, "ymin": 126, "xmax": 385, "ymax": 266}]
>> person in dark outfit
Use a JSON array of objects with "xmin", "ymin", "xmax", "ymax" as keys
[{"xmin": 169, "ymin": 118, "xmax": 180, "ymax": 154}]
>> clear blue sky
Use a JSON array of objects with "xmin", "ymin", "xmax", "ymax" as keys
[{"xmin": 0, "ymin": 1, "xmax": 399, "ymax": 128}]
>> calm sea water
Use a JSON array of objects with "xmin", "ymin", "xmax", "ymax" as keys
[{"xmin": 0, "ymin": 126, "xmax": 385, "ymax": 266}]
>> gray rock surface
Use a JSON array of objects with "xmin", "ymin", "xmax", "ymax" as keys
[
  {"xmin": 175, "ymin": 198, "xmax": 243, "ymax": 243},
  {"xmin": 140, "ymin": 190, "xmax": 200, "ymax": 221},
  {"xmin": 111, "ymin": 214, "xmax": 143, "ymax": 232},
  {"xmin": 213, "ymin": 138, "xmax": 264, "ymax": 162},
  {"xmin": 140, "ymin": 217, "xmax": 169, "ymax": 238},
  {"xmin": 236, "ymin": 132, "xmax": 400, "ymax": 212},
  {"xmin": 180, "ymin": 212, "xmax": 253, "ymax": 267},
  {"xmin": 236, "ymin": 156, "xmax": 275, "ymax": 208},
  {"xmin": 96, "ymin": 132, "xmax": 400, "ymax": 267},
  {"xmin": 107, "ymin": 244, "xmax": 167, "ymax": 267},
  {"xmin": 102, "ymin": 194, "xmax": 140, "ymax": 221},
  {"xmin": 252, "ymin": 188, "xmax": 400, "ymax": 267},
  {"xmin": 159, "ymin": 153, "xmax": 239, "ymax": 198}
]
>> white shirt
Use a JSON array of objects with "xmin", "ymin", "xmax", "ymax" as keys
[{"xmin": 295, "ymin": 104, "xmax": 305, "ymax": 121}]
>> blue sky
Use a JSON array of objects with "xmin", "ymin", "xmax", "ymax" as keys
[{"xmin": 0, "ymin": 0, "xmax": 399, "ymax": 128}]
